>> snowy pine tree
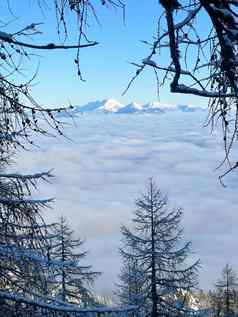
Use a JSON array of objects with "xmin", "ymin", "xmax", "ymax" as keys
[
  {"xmin": 214, "ymin": 264, "xmax": 238, "ymax": 317},
  {"xmin": 0, "ymin": 135, "xmax": 60, "ymax": 311},
  {"xmin": 120, "ymin": 179, "xmax": 200, "ymax": 317},
  {"xmin": 116, "ymin": 242, "xmax": 148, "ymax": 315},
  {"xmin": 50, "ymin": 216, "xmax": 100, "ymax": 306},
  {"xmin": 0, "ymin": 1, "xmax": 133, "ymax": 315},
  {"xmin": 0, "ymin": 174, "xmax": 64, "ymax": 314}
]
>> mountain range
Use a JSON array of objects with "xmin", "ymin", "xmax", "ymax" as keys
[{"xmin": 67, "ymin": 98, "xmax": 206, "ymax": 115}]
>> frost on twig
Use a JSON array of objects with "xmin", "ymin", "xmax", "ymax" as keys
[{"xmin": 125, "ymin": 1, "xmax": 238, "ymax": 182}]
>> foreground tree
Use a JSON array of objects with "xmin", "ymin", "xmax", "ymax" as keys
[
  {"xmin": 116, "ymin": 246, "xmax": 148, "ymax": 314},
  {"xmin": 0, "ymin": 1, "xmax": 122, "ymax": 313},
  {"xmin": 209, "ymin": 289, "xmax": 224, "ymax": 317},
  {"xmin": 126, "ymin": 1, "xmax": 238, "ymax": 179},
  {"xmin": 214, "ymin": 264, "xmax": 238, "ymax": 317},
  {"xmin": 120, "ymin": 179, "xmax": 200, "ymax": 317},
  {"xmin": 0, "ymin": 133, "xmax": 60, "ymax": 312},
  {"xmin": 50, "ymin": 217, "xmax": 100, "ymax": 306}
]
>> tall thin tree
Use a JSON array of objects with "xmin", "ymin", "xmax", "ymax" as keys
[
  {"xmin": 50, "ymin": 216, "xmax": 100, "ymax": 306},
  {"xmin": 121, "ymin": 179, "xmax": 200, "ymax": 317},
  {"xmin": 116, "ymin": 245, "xmax": 147, "ymax": 314},
  {"xmin": 215, "ymin": 264, "xmax": 238, "ymax": 317}
]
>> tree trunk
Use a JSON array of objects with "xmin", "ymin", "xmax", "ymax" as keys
[{"xmin": 150, "ymin": 181, "xmax": 158, "ymax": 317}]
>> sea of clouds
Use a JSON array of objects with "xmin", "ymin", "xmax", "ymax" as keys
[{"xmin": 15, "ymin": 111, "xmax": 238, "ymax": 297}]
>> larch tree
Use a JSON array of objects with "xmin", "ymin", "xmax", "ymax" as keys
[
  {"xmin": 49, "ymin": 216, "xmax": 100, "ymax": 306},
  {"xmin": 120, "ymin": 179, "xmax": 200, "ymax": 317},
  {"xmin": 215, "ymin": 264, "xmax": 238, "ymax": 317},
  {"xmin": 209, "ymin": 289, "xmax": 224, "ymax": 317},
  {"xmin": 0, "ymin": 157, "xmax": 59, "ymax": 312},
  {"xmin": 116, "ymin": 246, "xmax": 148, "ymax": 314},
  {"xmin": 0, "ymin": 0, "xmax": 123, "ymax": 313}
]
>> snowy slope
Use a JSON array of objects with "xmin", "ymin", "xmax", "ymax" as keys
[
  {"xmin": 117, "ymin": 102, "xmax": 143, "ymax": 113},
  {"xmin": 98, "ymin": 99, "xmax": 124, "ymax": 112}
]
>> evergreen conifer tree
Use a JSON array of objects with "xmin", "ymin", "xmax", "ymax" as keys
[{"xmin": 120, "ymin": 179, "xmax": 200, "ymax": 317}]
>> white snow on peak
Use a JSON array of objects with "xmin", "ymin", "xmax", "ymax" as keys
[
  {"xmin": 118, "ymin": 101, "xmax": 143, "ymax": 113},
  {"xmin": 127, "ymin": 101, "xmax": 142, "ymax": 110},
  {"xmin": 99, "ymin": 98, "xmax": 124, "ymax": 112}
]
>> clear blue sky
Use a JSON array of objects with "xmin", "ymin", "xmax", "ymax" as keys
[{"xmin": 2, "ymin": 1, "xmax": 207, "ymax": 107}]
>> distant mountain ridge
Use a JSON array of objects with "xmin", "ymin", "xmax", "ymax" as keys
[{"xmin": 68, "ymin": 98, "xmax": 206, "ymax": 115}]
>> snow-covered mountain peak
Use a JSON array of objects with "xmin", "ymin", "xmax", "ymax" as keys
[
  {"xmin": 127, "ymin": 101, "xmax": 142, "ymax": 109},
  {"xmin": 64, "ymin": 98, "xmax": 206, "ymax": 116},
  {"xmin": 99, "ymin": 98, "xmax": 124, "ymax": 112},
  {"xmin": 117, "ymin": 101, "xmax": 143, "ymax": 113}
]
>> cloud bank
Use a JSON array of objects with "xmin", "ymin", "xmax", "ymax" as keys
[{"xmin": 15, "ymin": 111, "xmax": 238, "ymax": 297}]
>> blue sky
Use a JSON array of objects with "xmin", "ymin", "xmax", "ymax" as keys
[{"xmin": 2, "ymin": 0, "xmax": 208, "ymax": 107}]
